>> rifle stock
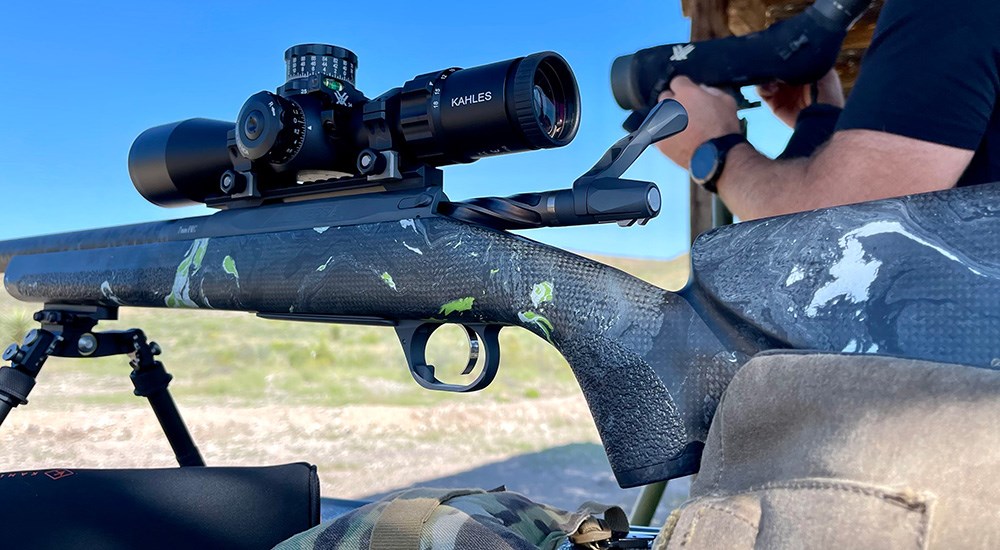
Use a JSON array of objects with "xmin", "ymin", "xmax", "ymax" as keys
[
  {"xmin": 2, "ymin": 212, "xmax": 759, "ymax": 486},
  {"xmin": 2, "ymin": 182, "xmax": 999, "ymax": 487}
]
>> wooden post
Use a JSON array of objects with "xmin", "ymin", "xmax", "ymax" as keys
[
  {"xmin": 686, "ymin": 0, "xmax": 733, "ymax": 243},
  {"xmin": 630, "ymin": 2, "xmax": 738, "ymax": 521},
  {"xmin": 687, "ymin": 0, "xmax": 732, "ymax": 40}
]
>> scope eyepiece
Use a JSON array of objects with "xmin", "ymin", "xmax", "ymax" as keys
[{"xmin": 513, "ymin": 52, "xmax": 580, "ymax": 148}]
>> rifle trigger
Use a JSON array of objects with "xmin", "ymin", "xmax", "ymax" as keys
[{"xmin": 462, "ymin": 325, "xmax": 480, "ymax": 375}]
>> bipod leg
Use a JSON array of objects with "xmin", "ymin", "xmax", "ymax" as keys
[
  {"xmin": 125, "ymin": 331, "xmax": 205, "ymax": 467},
  {"xmin": 630, "ymin": 480, "xmax": 667, "ymax": 526},
  {"xmin": 0, "ymin": 305, "xmax": 205, "ymax": 467},
  {"xmin": 0, "ymin": 327, "xmax": 60, "ymax": 428}
]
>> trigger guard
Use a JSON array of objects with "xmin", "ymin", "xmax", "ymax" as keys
[{"xmin": 394, "ymin": 322, "xmax": 502, "ymax": 393}]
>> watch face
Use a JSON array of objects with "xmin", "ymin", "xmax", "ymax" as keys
[{"xmin": 690, "ymin": 141, "xmax": 720, "ymax": 185}]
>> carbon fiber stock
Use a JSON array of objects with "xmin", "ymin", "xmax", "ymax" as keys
[
  {"xmin": 3, "ymin": 182, "xmax": 1000, "ymax": 486},
  {"xmin": 2, "ymin": 216, "xmax": 756, "ymax": 486}
]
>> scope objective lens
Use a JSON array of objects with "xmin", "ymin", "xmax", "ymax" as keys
[
  {"xmin": 128, "ymin": 118, "xmax": 236, "ymax": 207},
  {"xmin": 398, "ymin": 51, "xmax": 580, "ymax": 166}
]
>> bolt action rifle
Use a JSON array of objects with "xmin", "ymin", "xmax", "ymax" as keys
[{"xmin": 1, "ymin": 43, "xmax": 998, "ymax": 489}]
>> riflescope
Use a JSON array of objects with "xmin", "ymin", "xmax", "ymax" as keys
[{"xmin": 129, "ymin": 44, "xmax": 581, "ymax": 208}]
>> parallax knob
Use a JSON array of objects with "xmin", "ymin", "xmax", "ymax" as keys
[{"xmin": 234, "ymin": 91, "xmax": 305, "ymax": 164}]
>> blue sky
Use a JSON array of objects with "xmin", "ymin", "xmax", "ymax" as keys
[{"xmin": 0, "ymin": 0, "xmax": 789, "ymax": 259}]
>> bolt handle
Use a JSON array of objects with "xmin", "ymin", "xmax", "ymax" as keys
[{"xmin": 576, "ymin": 99, "xmax": 688, "ymax": 184}]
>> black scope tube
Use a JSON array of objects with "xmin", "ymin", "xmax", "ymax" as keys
[
  {"xmin": 398, "ymin": 51, "xmax": 580, "ymax": 166},
  {"xmin": 128, "ymin": 119, "xmax": 236, "ymax": 208}
]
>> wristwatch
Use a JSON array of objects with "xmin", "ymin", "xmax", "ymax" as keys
[{"xmin": 689, "ymin": 133, "xmax": 748, "ymax": 193}]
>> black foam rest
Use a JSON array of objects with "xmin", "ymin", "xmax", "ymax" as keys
[{"xmin": 0, "ymin": 463, "xmax": 320, "ymax": 549}]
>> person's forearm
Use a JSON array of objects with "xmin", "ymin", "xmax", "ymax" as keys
[
  {"xmin": 716, "ymin": 144, "xmax": 812, "ymax": 220},
  {"xmin": 715, "ymin": 130, "xmax": 969, "ymax": 221}
]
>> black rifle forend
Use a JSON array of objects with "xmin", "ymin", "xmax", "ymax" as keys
[{"xmin": 3, "ymin": 182, "xmax": 1000, "ymax": 487}]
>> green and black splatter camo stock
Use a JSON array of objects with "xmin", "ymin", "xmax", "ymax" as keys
[{"xmin": 3, "ymin": 183, "xmax": 1000, "ymax": 486}]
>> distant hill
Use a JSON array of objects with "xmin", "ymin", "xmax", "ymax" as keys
[{"xmin": 583, "ymin": 253, "xmax": 690, "ymax": 291}]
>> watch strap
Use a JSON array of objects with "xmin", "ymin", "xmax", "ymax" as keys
[{"xmin": 695, "ymin": 133, "xmax": 747, "ymax": 193}]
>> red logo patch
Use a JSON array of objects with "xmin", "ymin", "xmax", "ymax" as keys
[{"xmin": 44, "ymin": 469, "xmax": 75, "ymax": 480}]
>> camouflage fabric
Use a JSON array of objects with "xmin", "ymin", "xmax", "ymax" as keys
[{"xmin": 274, "ymin": 487, "xmax": 624, "ymax": 550}]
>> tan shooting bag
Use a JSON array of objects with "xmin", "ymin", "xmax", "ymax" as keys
[{"xmin": 655, "ymin": 352, "xmax": 1000, "ymax": 550}]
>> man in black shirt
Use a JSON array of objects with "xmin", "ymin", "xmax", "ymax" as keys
[
  {"xmin": 656, "ymin": 0, "xmax": 1000, "ymax": 220},
  {"xmin": 650, "ymin": 6, "xmax": 1000, "ymax": 547}
]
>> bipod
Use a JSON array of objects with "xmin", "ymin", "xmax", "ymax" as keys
[{"xmin": 0, "ymin": 305, "xmax": 205, "ymax": 467}]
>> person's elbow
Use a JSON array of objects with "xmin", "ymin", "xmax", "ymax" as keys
[{"xmin": 799, "ymin": 129, "xmax": 974, "ymax": 210}]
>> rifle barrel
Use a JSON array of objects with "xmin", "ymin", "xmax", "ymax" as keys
[
  {"xmin": 0, "ymin": 188, "xmax": 445, "ymax": 273},
  {"xmin": 0, "ymin": 220, "xmax": 189, "ymax": 272}
]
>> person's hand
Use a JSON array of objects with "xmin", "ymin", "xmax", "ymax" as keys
[
  {"xmin": 757, "ymin": 68, "xmax": 845, "ymax": 128},
  {"xmin": 654, "ymin": 76, "xmax": 742, "ymax": 169}
]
